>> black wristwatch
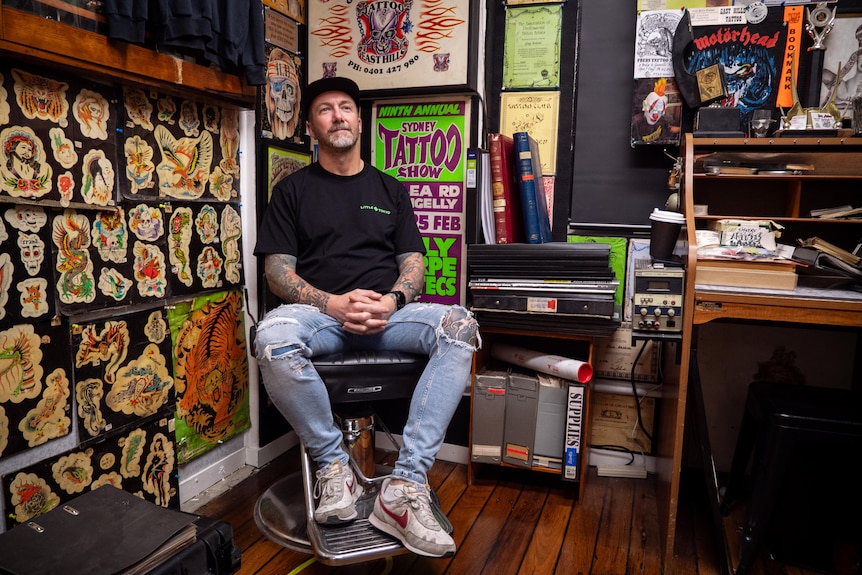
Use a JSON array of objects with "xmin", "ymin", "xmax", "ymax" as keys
[{"xmin": 388, "ymin": 290, "xmax": 406, "ymax": 310}]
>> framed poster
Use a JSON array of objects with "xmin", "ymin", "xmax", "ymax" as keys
[
  {"xmin": 819, "ymin": 13, "xmax": 862, "ymax": 118},
  {"xmin": 307, "ymin": 0, "xmax": 477, "ymax": 93},
  {"xmin": 502, "ymin": 4, "xmax": 563, "ymax": 89},
  {"xmin": 499, "ymin": 91, "xmax": 559, "ymax": 175},
  {"xmin": 266, "ymin": 145, "xmax": 312, "ymax": 200}
]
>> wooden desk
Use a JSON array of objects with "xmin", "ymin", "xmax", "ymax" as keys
[{"xmin": 656, "ymin": 135, "xmax": 862, "ymax": 573}]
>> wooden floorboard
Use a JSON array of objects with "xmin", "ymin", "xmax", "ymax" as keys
[{"xmin": 190, "ymin": 446, "xmax": 830, "ymax": 575}]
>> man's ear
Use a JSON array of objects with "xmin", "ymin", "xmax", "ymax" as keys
[{"xmin": 305, "ymin": 120, "xmax": 316, "ymax": 140}]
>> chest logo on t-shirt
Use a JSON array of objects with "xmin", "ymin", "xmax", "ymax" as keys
[{"xmin": 359, "ymin": 204, "xmax": 391, "ymax": 215}]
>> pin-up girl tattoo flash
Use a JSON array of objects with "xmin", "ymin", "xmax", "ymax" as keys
[
  {"xmin": 143, "ymin": 432, "xmax": 175, "ymax": 507},
  {"xmin": 220, "ymin": 108, "xmax": 240, "ymax": 176},
  {"xmin": 73, "ymin": 89, "xmax": 110, "ymax": 141},
  {"xmin": 168, "ymin": 207, "xmax": 193, "ymax": 287},
  {"xmin": 49, "ymin": 127, "xmax": 78, "ymax": 169},
  {"xmin": 195, "ymin": 204, "xmax": 219, "ymax": 243},
  {"xmin": 80, "ymin": 149, "xmax": 115, "ymax": 206},
  {"xmin": 0, "ymin": 126, "xmax": 52, "ymax": 198},
  {"xmin": 11, "ymin": 69, "xmax": 69, "ymax": 127},
  {"xmin": 91, "ymin": 207, "xmax": 128, "ymax": 263},
  {"xmin": 197, "ymin": 245, "xmax": 223, "ymax": 288},
  {"xmin": 123, "ymin": 135, "xmax": 156, "ymax": 194},
  {"xmin": 154, "ymin": 125, "xmax": 213, "ymax": 200},
  {"xmin": 123, "ymin": 86, "xmax": 154, "ymax": 131},
  {"xmin": 221, "ymin": 205, "xmax": 242, "ymax": 284},
  {"xmin": 52, "ymin": 210, "xmax": 96, "ymax": 305}
]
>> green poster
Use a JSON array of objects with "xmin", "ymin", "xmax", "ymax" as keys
[{"xmin": 503, "ymin": 4, "xmax": 563, "ymax": 89}]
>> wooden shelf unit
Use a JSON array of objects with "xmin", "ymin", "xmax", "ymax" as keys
[
  {"xmin": 654, "ymin": 133, "xmax": 862, "ymax": 572},
  {"xmin": 468, "ymin": 327, "xmax": 593, "ymax": 503}
]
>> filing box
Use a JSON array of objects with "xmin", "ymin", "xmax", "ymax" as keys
[
  {"xmin": 471, "ymin": 369, "xmax": 508, "ymax": 464},
  {"xmin": 503, "ymin": 370, "xmax": 539, "ymax": 467}
]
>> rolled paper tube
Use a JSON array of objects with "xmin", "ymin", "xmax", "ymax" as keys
[{"xmin": 490, "ymin": 343, "xmax": 593, "ymax": 384}]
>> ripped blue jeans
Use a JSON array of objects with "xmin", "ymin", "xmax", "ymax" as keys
[{"xmin": 254, "ymin": 302, "xmax": 480, "ymax": 485}]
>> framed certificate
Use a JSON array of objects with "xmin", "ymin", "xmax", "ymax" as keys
[
  {"xmin": 502, "ymin": 4, "xmax": 562, "ymax": 90},
  {"xmin": 499, "ymin": 91, "xmax": 560, "ymax": 175},
  {"xmin": 307, "ymin": 0, "xmax": 479, "ymax": 94}
]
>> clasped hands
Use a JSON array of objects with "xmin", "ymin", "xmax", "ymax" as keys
[{"xmin": 329, "ymin": 289, "xmax": 397, "ymax": 335}]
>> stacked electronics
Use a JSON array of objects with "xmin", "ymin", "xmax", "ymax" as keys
[{"xmin": 467, "ymin": 243, "xmax": 620, "ymax": 336}]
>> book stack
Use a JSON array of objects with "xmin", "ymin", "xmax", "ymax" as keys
[
  {"xmin": 695, "ymin": 258, "xmax": 799, "ymax": 290},
  {"xmin": 486, "ymin": 131, "xmax": 552, "ymax": 244}
]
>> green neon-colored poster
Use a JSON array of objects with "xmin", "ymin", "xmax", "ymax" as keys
[{"xmin": 372, "ymin": 98, "xmax": 470, "ymax": 306}]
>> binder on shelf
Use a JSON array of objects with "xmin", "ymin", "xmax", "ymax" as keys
[
  {"xmin": 503, "ymin": 370, "xmax": 539, "ymax": 468},
  {"xmin": 466, "ymin": 147, "xmax": 490, "ymax": 245},
  {"xmin": 533, "ymin": 374, "xmax": 568, "ymax": 470},
  {"xmin": 471, "ymin": 369, "xmax": 508, "ymax": 464},
  {"xmin": 488, "ymin": 133, "xmax": 524, "ymax": 244},
  {"xmin": 513, "ymin": 131, "xmax": 552, "ymax": 244},
  {"xmin": 563, "ymin": 381, "xmax": 587, "ymax": 482}
]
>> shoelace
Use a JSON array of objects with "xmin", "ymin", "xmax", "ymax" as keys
[
  {"xmin": 314, "ymin": 465, "xmax": 344, "ymax": 501},
  {"xmin": 399, "ymin": 485, "xmax": 437, "ymax": 527}
]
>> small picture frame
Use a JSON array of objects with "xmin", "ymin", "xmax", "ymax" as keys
[{"xmin": 266, "ymin": 145, "xmax": 311, "ymax": 201}]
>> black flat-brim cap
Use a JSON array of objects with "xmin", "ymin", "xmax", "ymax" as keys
[{"xmin": 304, "ymin": 77, "xmax": 361, "ymax": 115}]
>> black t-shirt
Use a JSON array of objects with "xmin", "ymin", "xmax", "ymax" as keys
[{"xmin": 255, "ymin": 162, "xmax": 425, "ymax": 295}]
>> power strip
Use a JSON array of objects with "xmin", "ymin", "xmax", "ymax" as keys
[{"xmin": 596, "ymin": 465, "xmax": 648, "ymax": 479}]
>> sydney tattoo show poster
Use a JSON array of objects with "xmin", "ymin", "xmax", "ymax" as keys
[{"xmin": 372, "ymin": 98, "xmax": 470, "ymax": 307}]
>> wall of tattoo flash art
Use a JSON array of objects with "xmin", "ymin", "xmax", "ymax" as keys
[{"xmin": 0, "ymin": 57, "xmax": 250, "ymax": 530}]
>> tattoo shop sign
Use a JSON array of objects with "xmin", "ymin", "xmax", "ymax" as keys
[
  {"xmin": 307, "ymin": 0, "xmax": 472, "ymax": 91},
  {"xmin": 372, "ymin": 97, "xmax": 470, "ymax": 306}
]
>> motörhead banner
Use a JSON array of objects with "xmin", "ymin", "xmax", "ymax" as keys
[
  {"xmin": 372, "ymin": 97, "xmax": 470, "ymax": 306},
  {"xmin": 308, "ymin": 0, "xmax": 475, "ymax": 92}
]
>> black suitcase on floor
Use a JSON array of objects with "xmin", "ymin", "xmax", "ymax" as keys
[{"xmin": 145, "ymin": 515, "xmax": 241, "ymax": 575}]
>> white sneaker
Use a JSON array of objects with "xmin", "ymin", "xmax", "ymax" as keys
[
  {"xmin": 313, "ymin": 459, "xmax": 363, "ymax": 524},
  {"xmin": 369, "ymin": 479, "xmax": 456, "ymax": 557}
]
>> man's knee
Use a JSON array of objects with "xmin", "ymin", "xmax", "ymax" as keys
[{"xmin": 440, "ymin": 306, "xmax": 479, "ymax": 348}]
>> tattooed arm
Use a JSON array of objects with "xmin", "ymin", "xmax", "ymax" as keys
[{"xmin": 386, "ymin": 252, "xmax": 424, "ymax": 309}]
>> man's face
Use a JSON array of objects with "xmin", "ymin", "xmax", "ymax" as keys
[{"xmin": 306, "ymin": 91, "xmax": 361, "ymax": 151}]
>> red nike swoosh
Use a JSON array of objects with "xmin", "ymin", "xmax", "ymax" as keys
[
  {"xmin": 381, "ymin": 499, "xmax": 408, "ymax": 529},
  {"xmin": 346, "ymin": 477, "xmax": 355, "ymax": 494}
]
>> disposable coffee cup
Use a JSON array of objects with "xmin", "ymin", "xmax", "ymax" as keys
[{"xmin": 649, "ymin": 208, "xmax": 685, "ymax": 261}]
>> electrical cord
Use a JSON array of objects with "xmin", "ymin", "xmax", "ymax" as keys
[{"xmin": 629, "ymin": 339, "xmax": 654, "ymax": 443}]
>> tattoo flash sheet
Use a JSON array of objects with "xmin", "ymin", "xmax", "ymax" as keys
[
  {"xmin": 0, "ymin": 320, "xmax": 72, "ymax": 460},
  {"xmin": 1, "ymin": 413, "xmax": 179, "ymax": 530},
  {"xmin": 0, "ymin": 63, "xmax": 119, "ymax": 207}
]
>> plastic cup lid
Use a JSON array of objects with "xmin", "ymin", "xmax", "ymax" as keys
[{"xmin": 650, "ymin": 208, "xmax": 685, "ymax": 224}]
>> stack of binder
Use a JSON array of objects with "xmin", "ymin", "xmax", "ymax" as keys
[{"xmin": 467, "ymin": 243, "xmax": 620, "ymax": 336}]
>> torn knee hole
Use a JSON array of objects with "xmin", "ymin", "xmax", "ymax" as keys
[{"xmin": 441, "ymin": 308, "xmax": 479, "ymax": 346}]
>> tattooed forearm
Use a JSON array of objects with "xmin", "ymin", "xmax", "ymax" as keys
[
  {"xmin": 265, "ymin": 254, "xmax": 332, "ymax": 312},
  {"xmin": 392, "ymin": 252, "xmax": 425, "ymax": 302}
]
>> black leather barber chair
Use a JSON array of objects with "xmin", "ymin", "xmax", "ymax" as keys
[{"xmin": 254, "ymin": 349, "xmax": 451, "ymax": 565}]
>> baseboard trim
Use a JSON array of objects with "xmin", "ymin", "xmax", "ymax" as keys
[
  {"xmin": 246, "ymin": 433, "xmax": 299, "ymax": 468},
  {"xmin": 179, "ymin": 447, "xmax": 248, "ymax": 505}
]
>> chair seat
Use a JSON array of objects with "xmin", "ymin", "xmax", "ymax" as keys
[{"xmin": 313, "ymin": 350, "xmax": 426, "ymax": 403}]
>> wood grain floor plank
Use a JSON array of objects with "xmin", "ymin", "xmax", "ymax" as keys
[
  {"xmin": 518, "ymin": 487, "xmax": 576, "ymax": 574},
  {"xmin": 589, "ymin": 476, "xmax": 635, "ymax": 575},
  {"xmin": 479, "ymin": 483, "xmax": 548, "ymax": 575},
  {"xmin": 558, "ymin": 469, "xmax": 608, "ymax": 574},
  {"xmin": 629, "ymin": 475, "xmax": 663, "ymax": 575}
]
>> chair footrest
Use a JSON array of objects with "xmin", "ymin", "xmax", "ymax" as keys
[{"xmin": 307, "ymin": 519, "xmax": 406, "ymax": 565}]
